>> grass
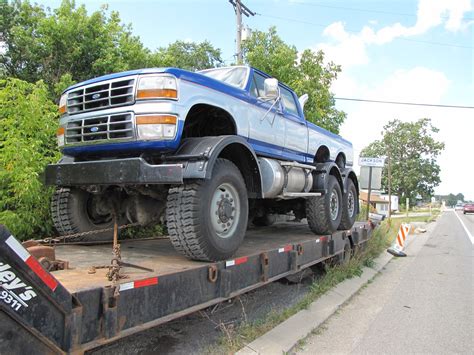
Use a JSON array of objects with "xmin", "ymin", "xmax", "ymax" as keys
[{"xmin": 206, "ymin": 216, "xmax": 432, "ymax": 354}]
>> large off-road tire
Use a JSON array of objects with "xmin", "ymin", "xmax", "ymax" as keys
[
  {"xmin": 338, "ymin": 179, "xmax": 358, "ymax": 230},
  {"xmin": 166, "ymin": 159, "xmax": 248, "ymax": 261},
  {"xmin": 51, "ymin": 187, "xmax": 115, "ymax": 242},
  {"xmin": 252, "ymin": 214, "xmax": 276, "ymax": 227},
  {"xmin": 306, "ymin": 175, "xmax": 342, "ymax": 235}
]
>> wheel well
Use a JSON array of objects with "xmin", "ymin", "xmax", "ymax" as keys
[
  {"xmin": 335, "ymin": 153, "xmax": 346, "ymax": 169},
  {"xmin": 218, "ymin": 143, "xmax": 262, "ymax": 198},
  {"xmin": 183, "ymin": 104, "xmax": 237, "ymax": 138},
  {"xmin": 315, "ymin": 146, "xmax": 330, "ymax": 163}
]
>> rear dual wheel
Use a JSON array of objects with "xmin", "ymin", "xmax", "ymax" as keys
[
  {"xmin": 338, "ymin": 179, "xmax": 358, "ymax": 230},
  {"xmin": 306, "ymin": 176, "xmax": 358, "ymax": 235},
  {"xmin": 306, "ymin": 175, "xmax": 342, "ymax": 234}
]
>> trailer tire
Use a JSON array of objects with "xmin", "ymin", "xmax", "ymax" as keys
[
  {"xmin": 166, "ymin": 158, "xmax": 248, "ymax": 261},
  {"xmin": 338, "ymin": 179, "xmax": 358, "ymax": 230},
  {"xmin": 51, "ymin": 187, "xmax": 116, "ymax": 242},
  {"xmin": 306, "ymin": 175, "xmax": 342, "ymax": 234}
]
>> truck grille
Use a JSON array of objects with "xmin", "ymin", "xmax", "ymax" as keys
[
  {"xmin": 67, "ymin": 77, "xmax": 136, "ymax": 114},
  {"xmin": 65, "ymin": 113, "xmax": 134, "ymax": 145}
]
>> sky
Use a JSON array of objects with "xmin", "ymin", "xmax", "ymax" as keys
[{"xmin": 38, "ymin": 0, "xmax": 474, "ymax": 200}]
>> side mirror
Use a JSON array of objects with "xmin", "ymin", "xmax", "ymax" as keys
[{"xmin": 263, "ymin": 78, "xmax": 279, "ymax": 100}]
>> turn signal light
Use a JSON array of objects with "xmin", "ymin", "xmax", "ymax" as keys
[
  {"xmin": 58, "ymin": 94, "xmax": 67, "ymax": 114},
  {"xmin": 57, "ymin": 127, "xmax": 65, "ymax": 147},
  {"xmin": 136, "ymin": 115, "xmax": 177, "ymax": 125}
]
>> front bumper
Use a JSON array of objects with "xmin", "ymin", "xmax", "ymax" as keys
[{"xmin": 45, "ymin": 158, "xmax": 184, "ymax": 186}]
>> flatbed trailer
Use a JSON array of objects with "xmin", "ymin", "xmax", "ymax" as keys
[{"xmin": 0, "ymin": 221, "xmax": 373, "ymax": 354}]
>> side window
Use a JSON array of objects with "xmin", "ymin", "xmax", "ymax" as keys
[
  {"xmin": 249, "ymin": 78, "xmax": 259, "ymax": 98},
  {"xmin": 251, "ymin": 73, "xmax": 266, "ymax": 98},
  {"xmin": 280, "ymin": 87, "xmax": 299, "ymax": 116}
]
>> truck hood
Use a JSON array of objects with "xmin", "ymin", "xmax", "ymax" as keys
[
  {"xmin": 64, "ymin": 67, "xmax": 250, "ymax": 104},
  {"xmin": 64, "ymin": 67, "xmax": 207, "ymax": 93}
]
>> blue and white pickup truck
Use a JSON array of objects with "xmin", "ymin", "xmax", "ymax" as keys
[{"xmin": 45, "ymin": 66, "xmax": 359, "ymax": 261}]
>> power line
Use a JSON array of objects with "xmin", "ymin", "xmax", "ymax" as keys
[
  {"xmin": 334, "ymin": 97, "xmax": 474, "ymax": 109},
  {"xmin": 256, "ymin": 13, "xmax": 473, "ymax": 49},
  {"xmin": 288, "ymin": 1, "xmax": 474, "ymax": 21}
]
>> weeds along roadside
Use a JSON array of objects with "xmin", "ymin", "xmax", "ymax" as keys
[{"xmin": 207, "ymin": 215, "xmax": 435, "ymax": 354}]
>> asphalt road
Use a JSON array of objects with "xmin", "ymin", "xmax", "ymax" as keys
[{"xmin": 296, "ymin": 211, "xmax": 474, "ymax": 354}]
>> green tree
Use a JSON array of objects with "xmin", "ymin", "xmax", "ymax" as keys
[
  {"xmin": 1, "ymin": 0, "xmax": 150, "ymax": 96},
  {"xmin": 242, "ymin": 27, "xmax": 346, "ymax": 133},
  {"xmin": 150, "ymin": 40, "xmax": 222, "ymax": 71},
  {"xmin": 0, "ymin": 78, "xmax": 60, "ymax": 239},
  {"xmin": 361, "ymin": 118, "xmax": 445, "ymax": 205}
]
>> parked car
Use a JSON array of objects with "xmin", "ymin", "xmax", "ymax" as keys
[{"xmin": 463, "ymin": 203, "xmax": 474, "ymax": 214}]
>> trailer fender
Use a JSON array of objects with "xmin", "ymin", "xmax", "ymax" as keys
[{"xmin": 167, "ymin": 135, "xmax": 263, "ymax": 198}]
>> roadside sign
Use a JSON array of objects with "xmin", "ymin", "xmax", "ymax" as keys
[
  {"xmin": 359, "ymin": 157, "xmax": 385, "ymax": 167},
  {"xmin": 360, "ymin": 166, "xmax": 382, "ymax": 190}
]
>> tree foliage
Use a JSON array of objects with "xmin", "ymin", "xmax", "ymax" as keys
[
  {"xmin": 242, "ymin": 27, "xmax": 346, "ymax": 133},
  {"xmin": 150, "ymin": 40, "xmax": 222, "ymax": 71},
  {"xmin": 1, "ymin": 0, "xmax": 222, "ymax": 97},
  {"xmin": 436, "ymin": 193, "xmax": 464, "ymax": 207},
  {"xmin": 0, "ymin": 78, "xmax": 60, "ymax": 239},
  {"xmin": 361, "ymin": 118, "xmax": 445, "ymax": 204}
]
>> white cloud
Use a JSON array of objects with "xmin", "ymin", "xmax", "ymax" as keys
[
  {"xmin": 317, "ymin": 0, "xmax": 473, "ymax": 69},
  {"xmin": 337, "ymin": 67, "xmax": 474, "ymax": 200},
  {"xmin": 312, "ymin": 0, "xmax": 474, "ymax": 199}
]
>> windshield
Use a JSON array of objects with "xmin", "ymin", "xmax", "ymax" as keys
[{"xmin": 198, "ymin": 67, "xmax": 248, "ymax": 89}]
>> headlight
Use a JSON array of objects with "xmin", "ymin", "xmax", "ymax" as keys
[
  {"xmin": 136, "ymin": 115, "xmax": 177, "ymax": 140},
  {"xmin": 59, "ymin": 94, "xmax": 67, "ymax": 115},
  {"xmin": 57, "ymin": 127, "xmax": 65, "ymax": 147},
  {"xmin": 136, "ymin": 75, "xmax": 178, "ymax": 99}
]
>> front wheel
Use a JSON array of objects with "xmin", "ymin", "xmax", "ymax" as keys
[
  {"xmin": 306, "ymin": 175, "xmax": 342, "ymax": 234},
  {"xmin": 166, "ymin": 159, "xmax": 248, "ymax": 261}
]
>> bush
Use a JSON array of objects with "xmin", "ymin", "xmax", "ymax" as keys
[{"xmin": 0, "ymin": 78, "xmax": 60, "ymax": 240}]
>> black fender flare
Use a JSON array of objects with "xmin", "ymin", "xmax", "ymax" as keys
[
  {"xmin": 311, "ymin": 162, "xmax": 344, "ymax": 194},
  {"xmin": 168, "ymin": 135, "xmax": 263, "ymax": 198}
]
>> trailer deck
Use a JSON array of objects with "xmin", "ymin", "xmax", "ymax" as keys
[
  {"xmin": 54, "ymin": 222, "xmax": 345, "ymax": 292},
  {"xmin": 0, "ymin": 221, "xmax": 373, "ymax": 354}
]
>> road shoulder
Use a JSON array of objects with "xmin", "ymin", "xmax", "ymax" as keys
[{"xmin": 237, "ymin": 221, "xmax": 435, "ymax": 355}]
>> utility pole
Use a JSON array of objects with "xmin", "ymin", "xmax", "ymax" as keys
[
  {"xmin": 387, "ymin": 147, "xmax": 392, "ymax": 220},
  {"xmin": 229, "ymin": 0, "xmax": 255, "ymax": 64}
]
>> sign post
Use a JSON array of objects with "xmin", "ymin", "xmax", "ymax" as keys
[{"xmin": 359, "ymin": 157, "xmax": 385, "ymax": 220}]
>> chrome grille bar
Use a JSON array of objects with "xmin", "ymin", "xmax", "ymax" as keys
[
  {"xmin": 66, "ymin": 76, "xmax": 136, "ymax": 114},
  {"xmin": 65, "ymin": 113, "xmax": 134, "ymax": 145}
]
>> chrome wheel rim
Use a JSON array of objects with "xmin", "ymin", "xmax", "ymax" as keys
[
  {"xmin": 210, "ymin": 183, "xmax": 240, "ymax": 239},
  {"xmin": 330, "ymin": 189, "xmax": 339, "ymax": 221},
  {"xmin": 347, "ymin": 191, "xmax": 355, "ymax": 217}
]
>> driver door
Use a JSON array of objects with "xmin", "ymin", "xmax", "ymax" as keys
[{"xmin": 247, "ymin": 71, "xmax": 286, "ymax": 158}]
